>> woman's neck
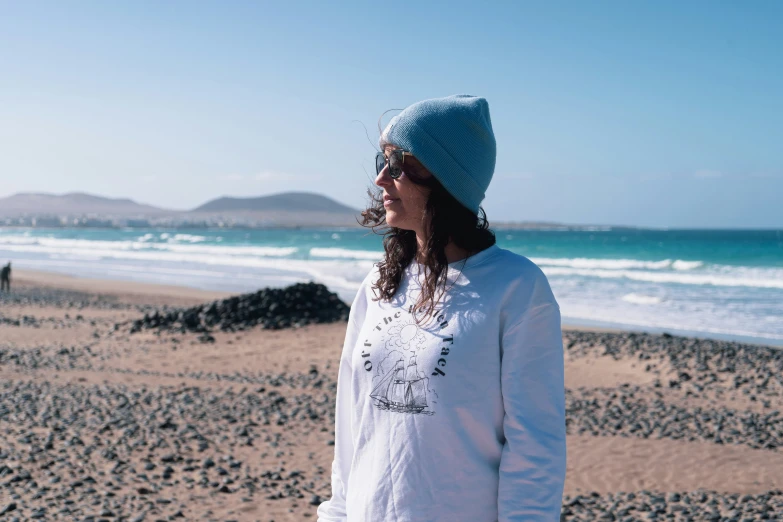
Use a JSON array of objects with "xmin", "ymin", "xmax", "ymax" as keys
[{"xmin": 415, "ymin": 236, "xmax": 474, "ymax": 265}]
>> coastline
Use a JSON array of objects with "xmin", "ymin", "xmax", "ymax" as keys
[
  {"xmin": 13, "ymin": 268, "xmax": 235, "ymax": 306},
  {"xmin": 12, "ymin": 267, "xmax": 782, "ymax": 349},
  {"xmin": 3, "ymin": 226, "xmax": 781, "ymax": 348}
]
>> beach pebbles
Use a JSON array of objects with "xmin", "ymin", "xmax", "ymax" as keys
[
  {"xmin": 4, "ymin": 282, "xmax": 783, "ymax": 519},
  {"xmin": 0, "ymin": 285, "xmax": 129, "ymax": 310},
  {"xmin": 561, "ymin": 490, "xmax": 783, "ymax": 521},
  {"xmin": 0, "ymin": 376, "xmax": 332, "ymax": 520},
  {"xmin": 129, "ymin": 282, "xmax": 350, "ymax": 334}
]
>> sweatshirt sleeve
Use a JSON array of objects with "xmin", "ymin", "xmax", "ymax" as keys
[
  {"xmin": 317, "ymin": 273, "xmax": 370, "ymax": 521},
  {"xmin": 498, "ymin": 300, "xmax": 567, "ymax": 521}
]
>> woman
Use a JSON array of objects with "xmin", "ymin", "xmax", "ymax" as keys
[{"xmin": 317, "ymin": 95, "xmax": 566, "ymax": 521}]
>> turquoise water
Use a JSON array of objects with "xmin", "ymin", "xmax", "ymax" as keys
[{"xmin": 1, "ymin": 227, "xmax": 781, "ymax": 346}]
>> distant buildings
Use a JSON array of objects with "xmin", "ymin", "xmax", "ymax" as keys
[{"xmin": 0, "ymin": 213, "xmax": 360, "ymax": 229}]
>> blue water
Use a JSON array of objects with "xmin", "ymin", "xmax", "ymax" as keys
[{"xmin": 1, "ymin": 227, "xmax": 781, "ymax": 347}]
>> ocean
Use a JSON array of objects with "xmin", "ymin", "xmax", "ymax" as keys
[{"xmin": 1, "ymin": 227, "xmax": 781, "ymax": 347}]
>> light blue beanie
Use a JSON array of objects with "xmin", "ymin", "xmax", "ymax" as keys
[{"xmin": 380, "ymin": 94, "xmax": 496, "ymax": 214}]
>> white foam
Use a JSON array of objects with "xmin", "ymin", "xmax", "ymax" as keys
[
  {"xmin": 582, "ymin": 226, "xmax": 613, "ymax": 231},
  {"xmin": 529, "ymin": 257, "xmax": 699, "ymax": 270},
  {"xmin": 621, "ymin": 293, "xmax": 663, "ymax": 305},
  {"xmin": 170, "ymin": 233, "xmax": 207, "ymax": 243},
  {"xmin": 562, "ymin": 302, "xmax": 783, "ymax": 343},
  {"xmin": 671, "ymin": 260, "xmax": 704, "ymax": 270},
  {"xmin": 0, "ymin": 236, "xmax": 298, "ymax": 257},
  {"xmin": 1, "ymin": 238, "xmax": 369, "ymax": 287},
  {"xmin": 541, "ymin": 266, "xmax": 783, "ymax": 289}
]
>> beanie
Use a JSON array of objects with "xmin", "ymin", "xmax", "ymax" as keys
[{"xmin": 379, "ymin": 94, "xmax": 496, "ymax": 214}]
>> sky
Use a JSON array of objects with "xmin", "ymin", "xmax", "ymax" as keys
[{"xmin": 0, "ymin": 1, "xmax": 781, "ymax": 229}]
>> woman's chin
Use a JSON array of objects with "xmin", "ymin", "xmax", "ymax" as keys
[{"xmin": 385, "ymin": 211, "xmax": 402, "ymax": 228}]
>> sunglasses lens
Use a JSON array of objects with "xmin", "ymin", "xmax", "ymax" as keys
[
  {"xmin": 389, "ymin": 151, "xmax": 403, "ymax": 179},
  {"xmin": 376, "ymin": 150, "xmax": 406, "ymax": 178}
]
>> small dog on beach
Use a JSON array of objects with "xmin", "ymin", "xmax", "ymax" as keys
[{"xmin": 1, "ymin": 262, "xmax": 10, "ymax": 292}]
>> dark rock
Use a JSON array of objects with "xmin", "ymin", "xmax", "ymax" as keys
[{"xmin": 128, "ymin": 282, "xmax": 350, "ymax": 335}]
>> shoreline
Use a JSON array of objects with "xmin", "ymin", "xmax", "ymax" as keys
[
  {"xmin": 10, "ymin": 268, "xmax": 782, "ymax": 349},
  {"xmin": 2, "ymin": 226, "xmax": 781, "ymax": 349},
  {"xmin": 14, "ymin": 268, "xmax": 234, "ymax": 301}
]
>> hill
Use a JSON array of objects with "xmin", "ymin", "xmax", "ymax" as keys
[
  {"xmin": 0, "ymin": 192, "xmax": 169, "ymax": 217},
  {"xmin": 192, "ymin": 192, "xmax": 358, "ymax": 214}
]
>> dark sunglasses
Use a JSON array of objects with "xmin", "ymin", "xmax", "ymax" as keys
[{"xmin": 376, "ymin": 150, "xmax": 413, "ymax": 180}]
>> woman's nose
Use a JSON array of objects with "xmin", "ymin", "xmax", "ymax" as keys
[{"xmin": 375, "ymin": 164, "xmax": 392, "ymax": 187}]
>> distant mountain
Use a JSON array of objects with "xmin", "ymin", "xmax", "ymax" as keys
[
  {"xmin": 192, "ymin": 192, "xmax": 358, "ymax": 214},
  {"xmin": 0, "ymin": 190, "xmax": 627, "ymax": 230},
  {"xmin": 0, "ymin": 192, "xmax": 171, "ymax": 217}
]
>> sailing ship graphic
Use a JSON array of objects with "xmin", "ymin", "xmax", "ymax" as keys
[{"xmin": 370, "ymin": 354, "xmax": 435, "ymax": 415}]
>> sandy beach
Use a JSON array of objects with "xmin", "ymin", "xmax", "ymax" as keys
[{"xmin": 1, "ymin": 269, "xmax": 781, "ymax": 521}]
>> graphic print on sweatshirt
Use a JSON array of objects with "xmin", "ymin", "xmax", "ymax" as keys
[{"xmin": 362, "ymin": 304, "xmax": 454, "ymax": 416}]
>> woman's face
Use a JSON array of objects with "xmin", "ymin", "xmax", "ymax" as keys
[{"xmin": 374, "ymin": 146, "xmax": 433, "ymax": 234}]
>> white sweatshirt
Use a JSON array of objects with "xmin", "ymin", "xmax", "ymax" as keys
[{"xmin": 317, "ymin": 244, "xmax": 566, "ymax": 522}]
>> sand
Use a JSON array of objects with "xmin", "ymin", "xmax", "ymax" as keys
[{"xmin": 1, "ymin": 269, "xmax": 781, "ymax": 521}]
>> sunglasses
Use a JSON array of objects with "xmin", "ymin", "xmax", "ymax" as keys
[{"xmin": 375, "ymin": 150, "xmax": 413, "ymax": 180}]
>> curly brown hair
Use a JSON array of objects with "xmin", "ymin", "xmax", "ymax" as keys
[{"xmin": 359, "ymin": 150, "xmax": 496, "ymax": 326}]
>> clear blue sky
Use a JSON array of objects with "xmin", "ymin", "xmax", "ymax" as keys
[{"xmin": 1, "ymin": 1, "xmax": 781, "ymax": 228}]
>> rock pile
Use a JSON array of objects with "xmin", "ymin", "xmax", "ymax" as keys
[{"xmin": 129, "ymin": 282, "xmax": 350, "ymax": 334}]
